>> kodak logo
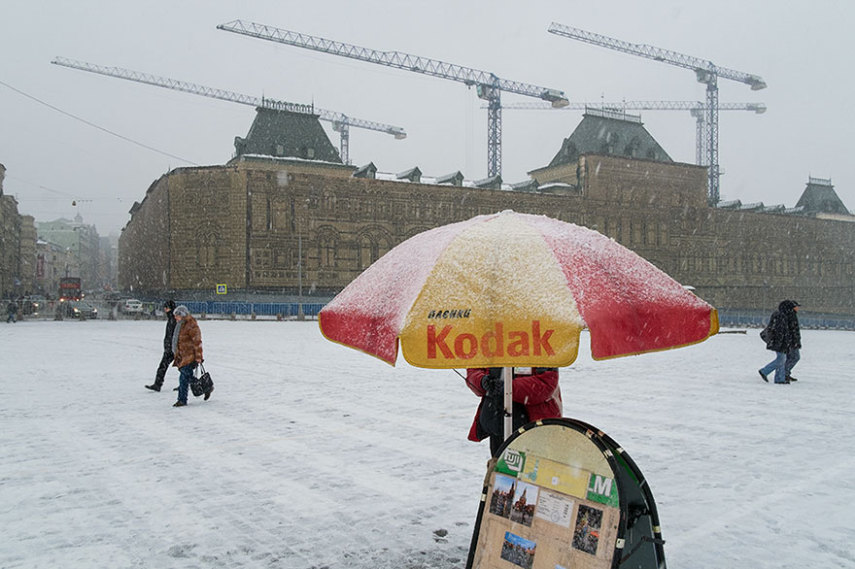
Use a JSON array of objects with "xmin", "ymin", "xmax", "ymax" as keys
[{"xmin": 426, "ymin": 321, "xmax": 555, "ymax": 360}]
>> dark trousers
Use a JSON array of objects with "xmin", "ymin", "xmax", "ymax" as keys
[{"xmin": 154, "ymin": 351, "xmax": 174, "ymax": 388}]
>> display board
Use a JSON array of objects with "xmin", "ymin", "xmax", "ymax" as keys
[{"xmin": 466, "ymin": 418, "xmax": 666, "ymax": 569}]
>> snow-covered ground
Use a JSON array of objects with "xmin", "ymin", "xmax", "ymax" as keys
[{"xmin": 1, "ymin": 319, "xmax": 853, "ymax": 568}]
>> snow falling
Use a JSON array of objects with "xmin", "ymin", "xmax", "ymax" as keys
[{"xmin": 1, "ymin": 319, "xmax": 853, "ymax": 568}]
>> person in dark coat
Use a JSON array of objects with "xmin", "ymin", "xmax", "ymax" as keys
[
  {"xmin": 146, "ymin": 300, "xmax": 177, "ymax": 392},
  {"xmin": 6, "ymin": 300, "xmax": 17, "ymax": 323},
  {"xmin": 465, "ymin": 367, "xmax": 562, "ymax": 456},
  {"xmin": 758, "ymin": 300, "xmax": 802, "ymax": 384}
]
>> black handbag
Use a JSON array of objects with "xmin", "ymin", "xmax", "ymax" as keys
[
  {"xmin": 190, "ymin": 363, "xmax": 214, "ymax": 398},
  {"xmin": 479, "ymin": 392, "xmax": 529, "ymax": 437}
]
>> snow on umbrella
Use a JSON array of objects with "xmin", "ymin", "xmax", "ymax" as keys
[{"xmin": 319, "ymin": 210, "xmax": 719, "ymax": 369}]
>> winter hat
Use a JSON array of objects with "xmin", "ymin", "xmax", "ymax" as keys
[
  {"xmin": 173, "ymin": 305, "xmax": 190, "ymax": 317},
  {"xmin": 164, "ymin": 299, "xmax": 176, "ymax": 310}
]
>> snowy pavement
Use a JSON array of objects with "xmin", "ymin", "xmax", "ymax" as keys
[{"xmin": 1, "ymin": 319, "xmax": 853, "ymax": 568}]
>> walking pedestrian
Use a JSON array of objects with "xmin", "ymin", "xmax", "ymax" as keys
[
  {"xmin": 6, "ymin": 299, "xmax": 18, "ymax": 323},
  {"xmin": 171, "ymin": 305, "xmax": 204, "ymax": 407},
  {"xmin": 145, "ymin": 300, "xmax": 177, "ymax": 392},
  {"xmin": 465, "ymin": 367, "xmax": 563, "ymax": 456},
  {"xmin": 758, "ymin": 300, "xmax": 802, "ymax": 384}
]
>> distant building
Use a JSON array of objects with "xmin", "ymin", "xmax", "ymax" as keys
[
  {"xmin": 118, "ymin": 109, "xmax": 855, "ymax": 320},
  {"xmin": 36, "ymin": 215, "xmax": 102, "ymax": 292}
]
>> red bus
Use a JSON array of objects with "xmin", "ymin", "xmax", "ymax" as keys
[{"xmin": 59, "ymin": 277, "xmax": 82, "ymax": 301}]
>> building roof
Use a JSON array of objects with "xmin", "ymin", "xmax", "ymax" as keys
[
  {"xmin": 795, "ymin": 177, "xmax": 850, "ymax": 215},
  {"xmin": 353, "ymin": 162, "xmax": 377, "ymax": 179},
  {"xmin": 396, "ymin": 167, "xmax": 422, "ymax": 183},
  {"xmin": 473, "ymin": 174, "xmax": 502, "ymax": 189},
  {"xmin": 234, "ymin": 108, "xmax": 342, "ymax": 163},
  {"xmin": 436, "ymin": 171, "xmax": 464, "ymax": 186},
  {"xmin": 547, "ymin": 107, "xmax": 672, "ymax": 168}
]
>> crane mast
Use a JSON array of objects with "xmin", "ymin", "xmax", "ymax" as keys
[
  {"xmin": 217, "ymin": 20, "xmax": 569, "ymax": 178},
  {"xmin": 500, "ymin": 100, "xmax": 765, "ymax": 166},
  {"xmin": 51, "ymin": 56, "xmax": 406, "ymax": 164},
  {"xmin": 547, "ymin": 22, "xmax": 766, "ymax": 205}
]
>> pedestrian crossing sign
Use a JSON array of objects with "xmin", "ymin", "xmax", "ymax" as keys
[{"xmin": 216, "ymin": 284, "xmax": 227, "ymax": 295}]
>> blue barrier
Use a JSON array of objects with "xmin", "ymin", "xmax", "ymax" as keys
[
  {"xmin": 718, "ymin": 309, "xmax": 855, "ymax": 331},
  {"xmin": 178, "ymin": 302, "xmax": 326, "ymax": 318}
]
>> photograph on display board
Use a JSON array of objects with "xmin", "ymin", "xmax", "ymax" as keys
[
  {"xmin": 572, "ymin": 504, "xmax": 604, "ymax": 555},
  {"xmin": 500, "ymin": 531, "xmax": 537, "ymax": 569},
  {"xmin": 489, "ymin": 474, "xmax": 516, "ymax": 519},
  {"xmin": 508, "ymin": 481, "xmax": 539, "ymax": 527}
]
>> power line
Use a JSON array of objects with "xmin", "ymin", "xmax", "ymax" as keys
[{"xmin": 0, "ymin": 78, "xmax": 198, "ymax": 165}]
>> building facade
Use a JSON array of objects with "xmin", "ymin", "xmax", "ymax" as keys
[
  {"xmin": 118, "ymin": 111, "xmax": 855, "ymax": 320},
  {"xmin": 0, "ymin": 163, "xmax": 23, "ymax": 298}
]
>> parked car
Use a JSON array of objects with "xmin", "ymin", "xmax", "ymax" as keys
[
  {"xmin": 121, "ymin": 298, "xmax": 144, "ymax": 313},
  {"xmin": 64, "ymin": 300, "xmax": 98, "ymax": 319}
]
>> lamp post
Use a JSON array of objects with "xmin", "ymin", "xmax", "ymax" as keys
[
  {"xmin": 296, "ymin": 198, "xmax": 310, "ymax": 321},
  {"xmin": 297, "ymin": 229, "xmax": 304, "ymax": 321}
]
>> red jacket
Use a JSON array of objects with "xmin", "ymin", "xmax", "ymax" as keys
[{"xmin": 465, "ymin": 367, "xmax": 562, "ymax": 442}]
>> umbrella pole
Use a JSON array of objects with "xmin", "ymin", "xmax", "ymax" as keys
[{"xmin": 503, "ymin": 366, "xmax": 513, "ymax": 441}]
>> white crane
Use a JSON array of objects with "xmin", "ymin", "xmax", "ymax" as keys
[
  {"xmin": 547, "ymin": 22, "xmax": 766, "ymax": 205},
  {"xmin": 51, "ymin": 57, "xmax": 406, "ymax": 164},
  {"xmin": 500, "ymin": 100, "xmax": 766, "ymax": 166},
  {"xmin": 217, "ymin": 20, "xmax": 569, "ymax": 178}
]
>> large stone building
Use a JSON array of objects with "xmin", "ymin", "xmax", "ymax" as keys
[
  {"xmin": 118, "ymin": 108, "xmax": 855, "ymax": 322},
  {"xmin": 0, "ymin": 163, "xmax": 33, "ymax": 298}
]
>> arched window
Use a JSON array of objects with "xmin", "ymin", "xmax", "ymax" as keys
[
  {"xmin": 317, "ymin": 228, "xmax": 339, "ymax": 268},
  {"xmin": 196, "ymin": 231, "xmax": 220, "ymax": 267},
  {"xmin": 359, "ymin": 234, "xmax": 376, "ymax": 269}
]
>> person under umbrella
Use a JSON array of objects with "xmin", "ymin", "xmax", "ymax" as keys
[{"xmin": 465, "ymin": 367, "xmax": 562, "ymax": 455}]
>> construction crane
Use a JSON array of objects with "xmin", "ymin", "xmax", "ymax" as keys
[
  {"xmin": 500, "ymin": 100, "xmax": 766, "ymax": 166},
  {"xmin": 217, "ymin": 20, "xmax": 570, "ymax": 178},
  {"xmin": 547, "ymin": 22, "xmax": 766, "ymax": 205},
  {"xmin": 51, "ymin": 56, "xmax": 406, "ymax": 164}
]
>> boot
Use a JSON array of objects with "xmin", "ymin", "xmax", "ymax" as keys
[{"xmin": 145, "ymin": 383, "xmax": 161, "ymax": 392}]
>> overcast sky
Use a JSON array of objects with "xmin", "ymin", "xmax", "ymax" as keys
[{"xmin": 1, "ymin": 0, "xmax": 852, "ymax": 236}]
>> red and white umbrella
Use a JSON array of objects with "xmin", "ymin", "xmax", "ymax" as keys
[{"xmin": 320, "ymin": 210, "xmax": 718, "ymax": 369}]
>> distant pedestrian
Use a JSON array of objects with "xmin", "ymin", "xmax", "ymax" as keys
[
  {"xmin": 171, "ymin": 305, "xmax": 205, "ymax": 407},
  {"xmin": 465, "ymin": 367, "xmax": 562, "ymax": 455},
  {"xmin": 146, "ymin": 300, "xmax": 177, "ymax": 392},
  {"xmin": 758, "ymin": 300, "xmax": 802, "ymax": 384},
  {"xmin": 6, "ymin": 300, "xmax": 17, "ymax": 323}
]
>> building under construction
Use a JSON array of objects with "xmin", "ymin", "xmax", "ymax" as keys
[{"xmin": 118, "ymin": 106, "xmax": 855, "ymax": 325}]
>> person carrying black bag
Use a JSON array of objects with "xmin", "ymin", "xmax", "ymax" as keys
[
  {"xmin": 465, "ymin": 367, "xmax": 563, "ymax": 456},
  {"xmin": 758, "ymin": 300, "xmax": 802, "ymax": 384},
  {"xmin": 146, "ymin": 300, "xmax": 177, "ymax": 392}
]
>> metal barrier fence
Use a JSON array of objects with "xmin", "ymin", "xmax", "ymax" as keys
[
  {"xmin": 718, "ymin": 309, "xmax": 855, "ymax": 331},
  {"xmin": 179, "ymin": 301, "xmax": 326, "ymax": 318},
  {"xmin": 6, "ymin": 299, "xmax": 326, "ymax": 320},
  {"xmin": 10, "ymin": 299, "xmax": 855, "ymax": 329}
]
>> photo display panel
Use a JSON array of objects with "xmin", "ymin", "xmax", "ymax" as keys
[{"xmin": 468, "ymin": 420, "xmax": 627, "ymax": 569}]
